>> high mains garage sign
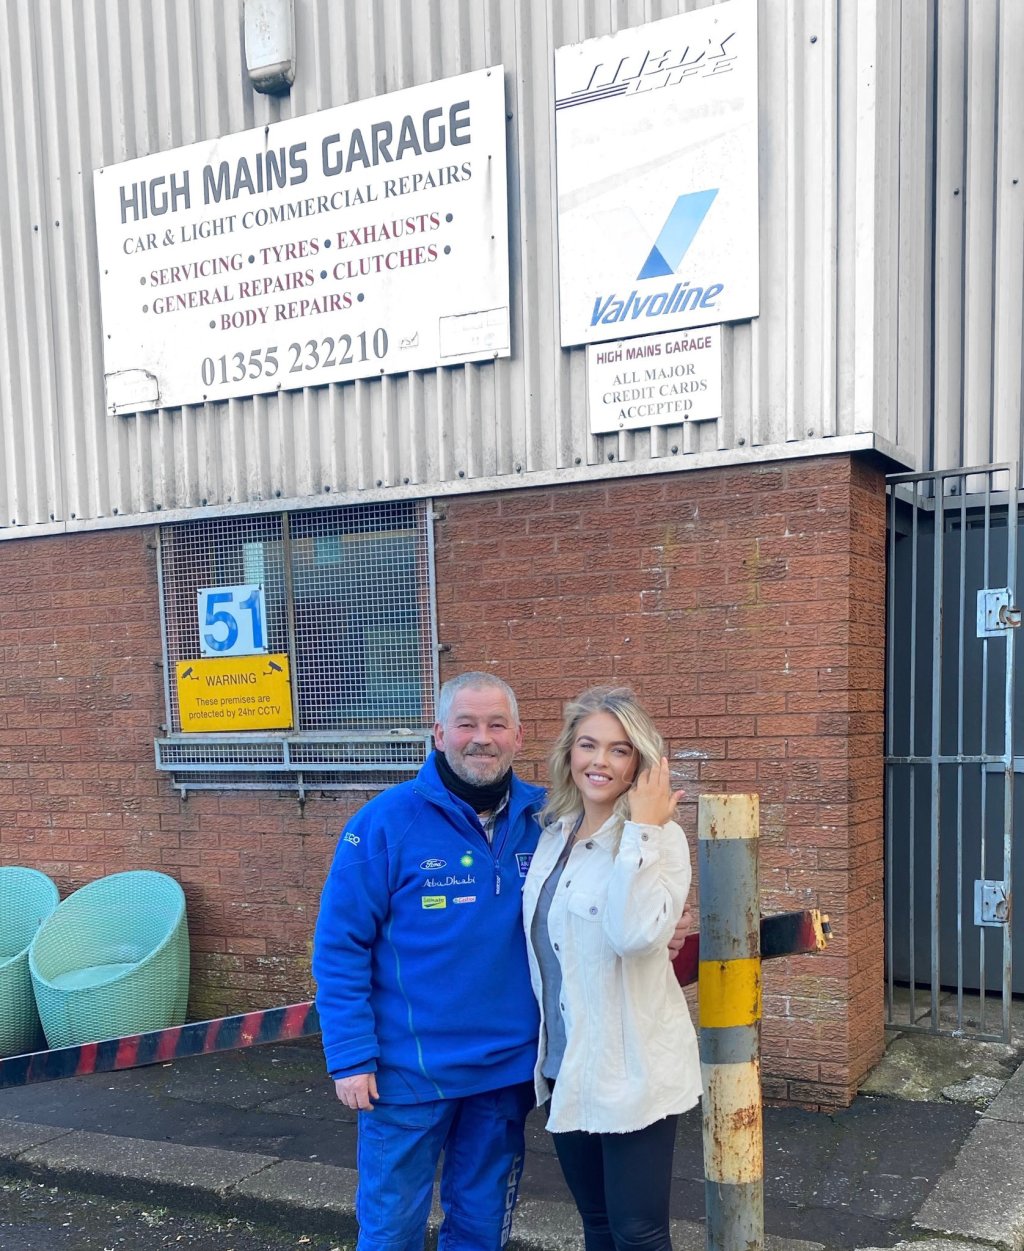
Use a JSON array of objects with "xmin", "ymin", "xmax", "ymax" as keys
[
  {"xmin": 555, "ymin": 0, "xmax": 759, "ymax": 347},
  {"xmin": 93, "ymin": 67, "xmax": 509, "ymax": 414}
]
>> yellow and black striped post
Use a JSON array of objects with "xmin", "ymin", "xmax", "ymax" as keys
[{"xmin": 698, "ymin": 793, "xmax": 763, "ymax": 1251}]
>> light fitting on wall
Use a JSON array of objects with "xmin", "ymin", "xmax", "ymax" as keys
[{"xmin": 243, "ymin": 0, "xmax": 296, "ymax": 95}]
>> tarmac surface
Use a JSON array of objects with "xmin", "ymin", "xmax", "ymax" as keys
[{"xmin": 0, "ymin": 993, "xmax": 1022, "ymax": 1251}]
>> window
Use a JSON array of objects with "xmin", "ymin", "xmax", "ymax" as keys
[{"xmin": 155, "ymin": 501, "xmax": 437, "ymax": 796}]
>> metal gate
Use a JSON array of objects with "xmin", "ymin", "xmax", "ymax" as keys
[{"xmin": 885, "ymin": 465, "xmax": 1019, "ymax": 1041}]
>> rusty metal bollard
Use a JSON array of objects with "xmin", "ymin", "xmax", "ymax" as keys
[{"xmin": 698, "ymin": 793, "xmax": 764, "ymax": 1251}]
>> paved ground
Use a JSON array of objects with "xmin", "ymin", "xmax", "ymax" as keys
[
  {"xmin": 0, "ymin": 1041, "xmax": 984, "ymax": 1247},
  {"xmin": 0, "ymin": 991, "xmax": 1023, "ymax": 1251},
  {"xmin": 0, "ymin": 1175, "xmax": 351, "ymax": 1251}
]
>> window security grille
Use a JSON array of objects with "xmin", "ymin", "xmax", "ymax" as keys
[{"xmin": 156, "ymin": 502, "xmax": 437, "ymax": 796}]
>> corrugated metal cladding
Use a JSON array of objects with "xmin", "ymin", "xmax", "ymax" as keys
[{"xmin": 0, "ymin": 0, "xmax": 1015, "ymax": 539}]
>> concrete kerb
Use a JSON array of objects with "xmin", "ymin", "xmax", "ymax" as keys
[
  {"xmin": 913, "ymin": 1055, "xmax": 1024, "ymax": 1251},
  {"xmin": 857, "ymin": 1243, "xmax": 984, "ymax": 1251},
  {"xmin": 0, "ymin": 1117, "xmax": 573, "ymax": 1247},
  {"xmin": 0, "ymin": 1119, "xmax": 356, "ymax": 1238},
  {"xmin": 0, "ymin": 1117, "xmax": 829, "ymax": 1251},
  {"xmin": 0, "ymin": 1120, "xmax": 267, "ymax": 1203},
  {"xmin": 0, "ymin": 1118, "xmax": 586, "ymax": 1250},
  {"xmin": 0, "ymin": 1118, "xmax": 578, "ymax": 1249}
]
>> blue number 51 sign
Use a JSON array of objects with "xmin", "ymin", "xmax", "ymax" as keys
[{"xmin": 198, "ymin": 584, "xmax": 268, "ymax": 658}]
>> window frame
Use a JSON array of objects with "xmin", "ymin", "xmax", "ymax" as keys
[{"xmin": 154, "ymin": 501, "xmax": 439, "ymax": 799}]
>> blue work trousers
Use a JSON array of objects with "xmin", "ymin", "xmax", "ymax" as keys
[{"xmin": 355, "ymin": 1081, "xmax": 535, "ymax": 1251}]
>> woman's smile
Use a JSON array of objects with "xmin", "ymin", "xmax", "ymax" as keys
[{"xmin": 570, "ymin": 711, "xmax": 638, "ymax": 814}]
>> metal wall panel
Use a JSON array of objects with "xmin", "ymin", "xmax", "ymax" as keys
[
  {"xmin": 925, "ymin": 0, "xmax": 1024, "ymax": 483},
  {"xmin": 0, "ymin": 0, "xmax": 957, "ymax": 539}
]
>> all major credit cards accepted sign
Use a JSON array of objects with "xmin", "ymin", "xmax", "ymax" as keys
[{"xmin": 555, "ymin": 0, "xmax": 758, "ymax": 348}]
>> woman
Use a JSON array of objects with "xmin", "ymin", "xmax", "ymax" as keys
[{"xmin": 522, "ymin": 686, "xmax": 700, "ymax": 1251}]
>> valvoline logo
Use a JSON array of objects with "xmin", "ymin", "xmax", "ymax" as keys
[{"xmin": 591, "ymin": 189, "xmax": 724, "ymax": 328}]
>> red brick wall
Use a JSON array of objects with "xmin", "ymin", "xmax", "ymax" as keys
[
  {"xmin": 0, "ymin": 530, "xmax": 335, "ymax": 1017},
  {"xmin": 0, "ymin": 452, "xmax": 886, "ymax": 1105},
  {"xmin": 435, "ymin": 454, "xmax": 887, "ymax": 1106}
]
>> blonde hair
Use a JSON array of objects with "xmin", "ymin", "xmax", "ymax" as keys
[{"xmin": 541, "ymin": 686, "xmax": 665, "ymax": 827}]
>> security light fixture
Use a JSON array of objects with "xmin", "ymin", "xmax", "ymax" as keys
[{"xmin": 243, "ymin": 0, "xmax": 296, "ymax": 95}]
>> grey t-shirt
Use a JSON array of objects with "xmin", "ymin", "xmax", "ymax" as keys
[{"xmin": 531, "ymin": 827, "xmax": 576, "ymax": 1081}]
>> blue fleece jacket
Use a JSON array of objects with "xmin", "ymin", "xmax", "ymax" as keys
[{"xmin": 312, "ymin": 754, "xmax": 545, "ymax": 1103}]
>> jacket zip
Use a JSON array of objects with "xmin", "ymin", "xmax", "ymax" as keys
[{"xmin": 412, "ymin": 781, "xmax": 537, "ymax": 896}]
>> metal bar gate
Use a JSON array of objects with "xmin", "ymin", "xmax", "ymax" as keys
[
  {"xmin": 885, "ymin": 464, "xmax": 1018, "ymax": 1041},
  {"xmin": 1, "ymin": 910, "xmax": 828, "ymax": 1089}
]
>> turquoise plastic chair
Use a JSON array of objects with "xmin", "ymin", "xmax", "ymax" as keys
[
  {"xmin": 29, "ymin": 870, "xmax": 189, "ymax": 1049},
  {"xmin": 0, "ymin": 867, "xmax": 60, "ymax": 1056}
]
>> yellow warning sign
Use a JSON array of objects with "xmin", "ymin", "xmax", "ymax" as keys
[{"xmin": 176, "ymin": 654, "xmax": 293, "ymax": 732}]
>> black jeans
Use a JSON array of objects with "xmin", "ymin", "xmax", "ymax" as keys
[{"xmin": 551, "ymin": 1114, "xmax": 678, "ymax": 1251}]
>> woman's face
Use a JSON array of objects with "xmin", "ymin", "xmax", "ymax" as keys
[{"xmin": 569, "ymin": 711, "xmax": 639, "ymax": 808}]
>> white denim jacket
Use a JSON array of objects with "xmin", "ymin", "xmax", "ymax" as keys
[{"xmin": 522, "ymin": 813, "xmax": 701, "ymax": 1134}]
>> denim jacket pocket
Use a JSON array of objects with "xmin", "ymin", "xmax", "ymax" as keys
[{"xmin": 565, "ymin": 892, "xmax": 603, "ymax": 922}]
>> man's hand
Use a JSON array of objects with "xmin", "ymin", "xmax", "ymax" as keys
[
  {"xmin": 335, "ymin": 1072, "xmax": 379, "ymax": 1110},
  {"xmin": 667, "ymin": 902, "xmax": 694, "ymax": 957}
]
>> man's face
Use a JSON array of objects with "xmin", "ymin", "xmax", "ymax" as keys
[{"xmin": 434, "ymin": 686, "xmax": 524, "ymax": 787}]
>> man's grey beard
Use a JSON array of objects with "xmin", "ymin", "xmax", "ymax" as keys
[{"xmin": 447, "ymin": 751, "xmax": 503, "ymax": 786}]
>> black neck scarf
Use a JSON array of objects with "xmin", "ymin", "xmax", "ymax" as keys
[{"xmin": 433, "ymin": 749, "xmax": 512, "ymax": 814}]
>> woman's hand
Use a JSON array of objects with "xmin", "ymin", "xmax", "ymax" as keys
[{"xmin": 628, "ymin": 756, "xmax": 685, "ymax": 827}]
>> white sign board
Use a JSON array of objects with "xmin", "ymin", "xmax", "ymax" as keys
[
  {"xmin": 555, "ymin": 0, "xmax": 758, "ymax": 347},
  {"xmin": 94, "ymin": 67, "xmax": 510, "ymax": 414},
  {"xmin": 587, "ymin": 327, "xmax": 722, "ymax": 433},
  {"xmin": 198, "ymin": 584, "xmax": 268, "ymax": 658}
]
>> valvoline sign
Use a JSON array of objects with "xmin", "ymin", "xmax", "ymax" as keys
[
  {"xmin": 589, "ymin": 190, "xmax": 723, "ymax": 329},
  {"xmin": 554, "ymin": 0, "xmax": 759, "ymax": 347}
]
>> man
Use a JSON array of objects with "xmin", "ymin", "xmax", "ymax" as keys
[{"xmin": 312, "ymin": 671, "xmax": 543, "ymax": 1251}]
